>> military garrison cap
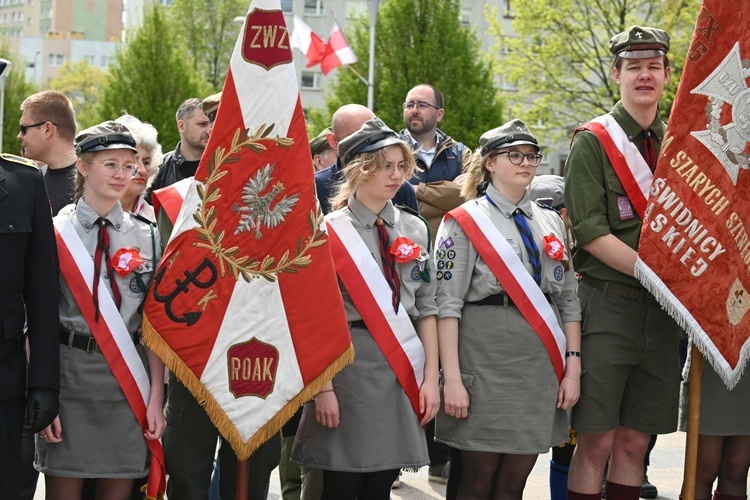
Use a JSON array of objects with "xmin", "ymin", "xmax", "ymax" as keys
[
  {"xmin": 338, "ymin": 118, "xmax": 403, "ymax": 166},
  {"xmin": 75, "ymin": 121, "xmax": 137, "ymax": 156},
  {"xmin": 310, "ymin": 127, "xmax": 333, "ymax": 158},
  {"xmin": 479, "ymin": 119, "xmax": 540, "ymax": 157},
  {"xmin": 203, "ymin": 92, "xmax": 222, "ymax": 122},
  {"xmin": 609, "ymin": 25, "xmax": 670, "ymax": 59}
]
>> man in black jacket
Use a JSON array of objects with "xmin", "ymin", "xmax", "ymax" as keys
[
  {"xmin": 0, "ymin": 153, "xmax": 60, "ymax": 499},
  {"xmin": 146, "ymin": 98, "xmax": 211, "ymax": 199}
]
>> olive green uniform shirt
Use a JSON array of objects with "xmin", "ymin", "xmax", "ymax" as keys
[{"xmin": 564, "ymin": 100, "xmax": 666, "ymax": 287}]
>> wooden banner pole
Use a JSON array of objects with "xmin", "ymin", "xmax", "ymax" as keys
[{"xmin": 681, "ymin": 343, "xmax": 704, "ymax": 500}]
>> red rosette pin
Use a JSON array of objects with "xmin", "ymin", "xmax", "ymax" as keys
[
  {"xmin": 543, "ymin": 235, "xmax": 565, "ymax": 261},
  {"xmin": 111, "ymin": 247, "xmax": 145, "ymax": 277},
  {"xmin": 390, "ymin": 237, "xmax": 421, "ymax": 263}
]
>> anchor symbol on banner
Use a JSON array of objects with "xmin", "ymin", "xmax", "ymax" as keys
[{"xmin": 152, "ymin": 258, "xmax": 219, "ymax": 326}]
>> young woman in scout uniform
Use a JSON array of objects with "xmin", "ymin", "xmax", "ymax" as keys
[
  {"xmin": 35, "ymin": 121, "xmax": 166, "ymax": 500},
  {"xmin": 434, "ymin": 119, "xmax": 581, "ymax": 498},
  {"xmin": 292, "ymin": 117, "xmax": 440, "ymax": 500}
]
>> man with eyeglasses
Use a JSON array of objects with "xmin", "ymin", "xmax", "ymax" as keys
[
  {"xmin": 401, "ymin": 85, "xmax": 471, "ymax": 243},
  {"xmin": 18, "ymin": 90, "xmax": 78, "ymax": 216},
  {"xmin": 400, "ymin": 84, "xmax": 470, "ymax": 487}
]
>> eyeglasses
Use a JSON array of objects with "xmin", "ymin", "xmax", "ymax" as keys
[
  {"xmin": 403, "ymin": 100, "xmax": 440, "ymax": 111},
  {"xmin": 94, "ymin": 161, "xmax": 139, "ymax": 178},
  {"xmin": 19, "ymin": 121, "xmax": 52, "ymax": 135},
  {"xmin": 490, "ymin": 150, "xmax": 543, "ymax": 167}
]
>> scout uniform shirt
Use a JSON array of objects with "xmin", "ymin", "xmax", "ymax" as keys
[
  {"xmin": 564, "ymin": 100, "xmax": 666, "ymax": 287},
  {"xmin": 57, "ymin": 199, "xmax": 160, "ymax": 336},
  {"xmin": 334, "ymin": 197, "xmax": 438, "ymax": 321},
  {"xmin": 435, "ymin": 183, "xmax": 580, "ymax": 322}
]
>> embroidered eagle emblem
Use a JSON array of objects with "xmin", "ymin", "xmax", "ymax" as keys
[{"xmin": 232, "ymin": 163, "xmax": 300, "ymax": 239}]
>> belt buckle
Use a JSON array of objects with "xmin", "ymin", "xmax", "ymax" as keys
[{"xmin": 85, "ymin": 337, "xmax": 100, "ymax": 353}]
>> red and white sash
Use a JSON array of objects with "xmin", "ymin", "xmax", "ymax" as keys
[
  {"xmin": 447, "ymin": 203, "xmax": 566, "ymax": 382},
  {"xmin": 325, "ymin": 212, "xmax": 425, "ymax": 417},
  {"xmin": 581, "ymin": 114, "xmax": 653, "ymax": 218},
  {"xmin": 54, "ymin": 217, "xmax": 166, "ymax": 500},
  {"xmin": 151, "ymin": 177, "xmax": 192, "ymax": 226}
]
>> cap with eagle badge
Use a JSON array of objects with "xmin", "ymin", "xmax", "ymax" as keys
[{"xmin": 609, "ymin": 25, "xmax": 670, "ymax": 59}]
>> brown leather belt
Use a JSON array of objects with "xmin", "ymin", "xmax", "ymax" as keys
[{"xmin": 581, "ymin": 275, "xmax": 654, "ymax": 302}]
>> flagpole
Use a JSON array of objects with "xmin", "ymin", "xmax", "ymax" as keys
[
  {"xmin": 236, "ymin": 458, "xmax": 249, "ymax": 500},
  {"xmin": 681, "ymin": 343, "xmax": 703, "ymax": 500},
  {"xmin": 366, "ymin": 0, "xmax": 380, "ymax": 110}
]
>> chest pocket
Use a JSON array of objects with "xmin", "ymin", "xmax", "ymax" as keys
[{"xmin": 0, "ymin": 214, "xmax": 32, "ymax": 263}]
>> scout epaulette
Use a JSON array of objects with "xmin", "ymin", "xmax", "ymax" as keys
[{"xmin": 1, "ymin": 153, "xmax": 38, "ymax": 168}]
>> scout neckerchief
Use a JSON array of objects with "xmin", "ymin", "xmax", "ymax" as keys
[
  {"xmin": 325, "ymin": 210, "xmax": 425, "ymax": 417},
  {"xmin": 447, "ymin": 200, "xmax": 566, "ymax": 382},
  {"xmin": 54, "ymin": 215, "xmax": 166, "ymax": 500},
  {"xmin": 577, "ymin": 114, "xmax": 653, "ymax": 218}
]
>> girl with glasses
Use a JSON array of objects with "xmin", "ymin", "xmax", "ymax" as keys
[{"xmin": 434, "ymin": 119, "xmax": 581, "ymax": 499}]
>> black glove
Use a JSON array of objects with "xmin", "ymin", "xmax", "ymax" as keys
[{"xmin": 24, "ymin": 388, "xmax": 59, "ymax": 434}]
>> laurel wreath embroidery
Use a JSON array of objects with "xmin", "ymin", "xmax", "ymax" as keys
[
  {"xmin": 192, "ymin": 124, "xmax": 327, "ymax": 282},
  {"xmin": 705, "ymin": 95, "xmax": 750, "ymax": 169}
]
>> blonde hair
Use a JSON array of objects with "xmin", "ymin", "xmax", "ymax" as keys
[
  {"xmin": 331, "ymin": 143, "xmax": 417, "ymax": 211},
  {"xmin": 461, "ymin": 150, "xmax": 492, "ymax": 199},
  {"xmin": 73, "ymin": 152, "xmax": 97, "ymax": 203}
]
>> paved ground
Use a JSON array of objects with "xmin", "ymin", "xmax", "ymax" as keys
[{"xmin": 34, "ymin": 431, "xmax": 748, "ymax": 499}]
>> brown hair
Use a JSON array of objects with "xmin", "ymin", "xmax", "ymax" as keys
[{"xmin": 20, "ymin": 91, "xmax": 77, "ymax": 142}]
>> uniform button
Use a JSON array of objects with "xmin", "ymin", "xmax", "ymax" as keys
[
  {"xmin": 366, "ymin": 225, "xmax": 371, "ymax": 230},
  {"xmin": 8, "ymin": 224, "xmax": 14, "ymax": 231},
  {"xmin": 85, "ymin": 223, "xmax": 91, "ymax": 229},
  {"xmin": 103, "ymin": 273, "xmax": 108, "ymax": 279},
  {"xmin": 115, "ymin": 223, "xmax": 120, "ymax": 229}
]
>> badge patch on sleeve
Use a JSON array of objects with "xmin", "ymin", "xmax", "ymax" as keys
[
  {"xmin": 410, "ymin": 265, "xmax": 423, "ymax": 281},
  {"xmin": 554, "ymin": 265, "xmax": 564, "ymax": 281}
]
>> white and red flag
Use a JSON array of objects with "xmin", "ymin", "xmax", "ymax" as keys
[
  {"xmin": 289, "ymin": 14, "xmax": 326, "ymax": 67},
  {"xmin": 141, "ymin": 0, "xmax": 353, "ymax": 459},
  {"xmin": 320, "ymin": 18, "xmax": 357, "ymax": 75},
  {"xmin": 635, "ymin": 1, "xmax": 750, "ymax": 388}
]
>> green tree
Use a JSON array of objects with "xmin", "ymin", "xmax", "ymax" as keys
[
  {"xmin": 98, "ymin": 5, "xmax": 208, "ymax": 151},
  {"xmin": 48, "ymin": 60, "xmax": 106, "ymax": 130},
  {"xmin": 168, "ymin": 0, "xmax": 246, "ymax": 91},
  {"xmin": 319, "ymin": 0, "xmax": 503, "ymax": 148},
  {"xmin": 489, "ymin": 0, "xmax": 700, "ymax": 139},
  {"xmin": 0, "ymin": 37, "xmax": 38, "ymax": 154}
]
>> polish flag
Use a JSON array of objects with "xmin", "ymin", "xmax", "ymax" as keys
[
  {"xmin": 289, "ymin": 15, "xmax": 326, "ymax": 67},
  {"xmin": 320, "ymin": 19, "xmax": 357, "ymax": 75},
  {"xmin": 141, "ymin": 0, "xmax": 353, "ymax": 460}
]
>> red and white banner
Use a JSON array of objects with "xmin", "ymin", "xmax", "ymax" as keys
[
  {"xmin": 325, "ymin": 212, "xmax": 425, "ymax": 417},
  {"xmin": 151, "ymin": 177, "xmax": 191, "ymax": 230},
  {"xmin": 320, "ymin": 18, "xmax": 357, "ymax": 75},
  {"xmin": 447, "ymin": 203, "xmax": 566, "ymax": 382},
  {"xmin": 289, "ymin": 15, "xmax": 326, "ymax": 67},
  {"xmin": 142, "ymin": 0, "xmax": 353, "ymax": 460},
  {"xmin": 581, "ymin": 115, "xmax": 653, "ymax": 218},
  {"xmin": 635, "ymin": 1, "xmax": 750, "ymax": 389},
  {"xmin": 55, "ymin": 218, "xmax": 165, "ymax": 500}
]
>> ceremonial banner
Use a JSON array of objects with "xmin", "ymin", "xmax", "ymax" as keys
[
  {"xmin": 141, "ymin": 0, "xmax": 353, "ymax": 459},
  {"xmin": 635, "ymin": 1, "xmax": 750, "ymax": 388}
]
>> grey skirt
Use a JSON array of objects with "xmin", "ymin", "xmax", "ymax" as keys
[
  {"xmin": 35, "ymin": 341, "xmax": 150, "ymax": 478},
  {"xmin": 679, "ymin": 347, "xmax": 750, "ymax": 436},
  {"xmin": 435, "ymin": 303, "xmax": 568, "ymax": 454},
  {"xmin": 291, "ymin": 326, "xmax": 429, "ymax": 472}
]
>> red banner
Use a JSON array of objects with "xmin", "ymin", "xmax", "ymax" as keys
[
  {"xmin": 141, "ymin": 1, "xmax": 353, "ymax": 460},
  {"xmin": 636, "ymin": 1, "xmax": 750, "ymax": 388}
]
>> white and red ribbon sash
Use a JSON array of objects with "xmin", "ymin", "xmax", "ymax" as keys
[
  {"xmin": 448, "ymin": 203, "xmax": 566, "ymax": 382},
  {"xmin": 582, "ymin": 114, "xmax": 653, "ymax": 218},
  {"xmin": 54, "ymin": 217, "xmax": 165, "ymax": 499},
  {"xmin": 325, "ymin": 212, "xmax": 425, "ymax": 417},
  {"xmin": 151, "ymin": 178, "xmax": 192, "ymax": 226}
]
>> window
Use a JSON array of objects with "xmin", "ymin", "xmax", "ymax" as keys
[
  {"xmin": 48, "ymin": 53, "xmax": 64, "ymax": 66},
  {"xmin": 460, "ymin": 7, "xmax": 471, "ymax": 27},
  {"xmin": 300, "ymin": 71, "xmax": 321, "ymax": 90},
  {"xmin": 84, "ymin": 54, "xmax": 95, "ymax": 65},
  {"xmin": 304, "ymin": 0, "xmax": 323, "ymax": 16},
  {"xmin": 345, "ymin": 1, "xmax": 367, "ymax": 19},
  {"xmin": 280, "ymin": 0, "xmax": 292, "ymax": 12},
  {"xmin": 503, "ymin": 0, "xmax": 514, "ymax": 18}
]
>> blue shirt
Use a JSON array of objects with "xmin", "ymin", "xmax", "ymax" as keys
[{"xmin": 314, "ymin": 158, "xmax": 419, "ymax": 215}]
